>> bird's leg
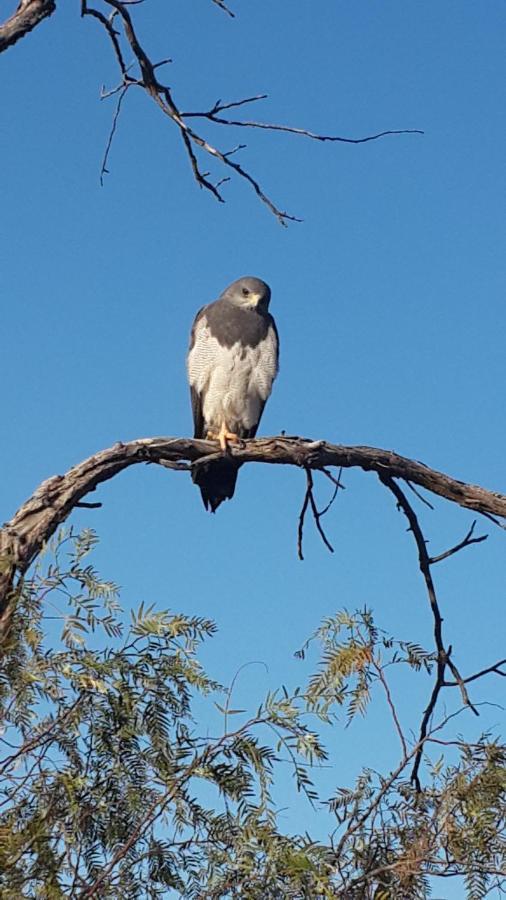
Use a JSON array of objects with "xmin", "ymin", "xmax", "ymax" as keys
[{"xmin": 207, "ymin": 421, "xmax": 240, "ymax": 452}]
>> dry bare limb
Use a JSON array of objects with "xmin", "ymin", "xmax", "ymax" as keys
[
  {"xmin": 0, "ymin": 0, "xmax": 55, "ymax": 52},
  {"xmin": 1, "ymin": 1, "xmax": 423, "ymax": 222},
  {"xmin": 80, "ymin": 0, "xmax": 423, "ymax": 224},
  {"xmin": 379, "ymin": 474, "xmax": 488, "ymax": 791},
  {"xmin": 1, "ymin": 434, "xmax": 505, "ymax": 648}
]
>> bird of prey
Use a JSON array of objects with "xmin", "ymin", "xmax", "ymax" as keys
[{"xmin": 187, "ymin": 276, "xmax": 279, "ymax": 512}]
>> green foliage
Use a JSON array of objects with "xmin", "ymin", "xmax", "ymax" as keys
[{"xmin": 0, "ymin": 532, "xmax": 504, "ymax": 898}]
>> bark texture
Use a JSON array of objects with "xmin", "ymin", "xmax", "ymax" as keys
[{"xmin": 0, "ymin": 0, "xmax": 56, "ymax": 53}]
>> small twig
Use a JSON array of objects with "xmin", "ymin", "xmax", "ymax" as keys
[
  {"xmin": 445, "ymin": 654, "xmax": 479, "ymax": 715},
  {"xmin": 308, "ymin": 482, "xmax": 335, "ymax": 555},
  {"xmin": 223, "ymin": 144, "xmax": 246, "ymax": 158},
  {"xmin": 317, "ymin": 482, "xmax": 339, "ymax": 518},
  {"xmin": 480, "ymin": 510, "xmax": 506, "ymax": 530},
  {"xmin": 373, "ymin": 661, "xmax": 407, "ymax": 758},
  {"xmin": 298, "ymin": 468, "xmax": 335, "ymax": 560},
  {"xmin": 444, "ymin": 658, "xmax": 506, "ymax": 686},
  {"xmin": 185, "ymin": 111, "xmax": 424, "ymax": 145},
  {"xmin": 182, "ymin": 94, "xmax": 268, "ymax": 117},
  {"xmin": 321, "ymin": 466, "xmax": 345, "ymax": 491},
  {"xmin": 100, "ymin": 83, "xmax": 129, "ymax": 185},
  {"xmin": 297, "ymin": 474, "xmax": 311, "ymax": 561},
  {"xmin": 152, "ymin": 58, "xmax": 172, "ymax": 71},
  {"xmin": 429, "ymin": 520, "xmax": 488, "ymax": 564},
  {"xmin": 81, "ymin": 2, "xmax": 128, "ymax": 76},
  {"xmin": 211, "ymin": 0, "xmax": 235, "ymax": 17},
  {"xmin": 318, "ymin": 467, "xmax": 344, "ymax": 516},
  {"xmin": 75, "ymin": 502, "xmax": 102, "ymax": 509},
  {"xmin": 406, "ymin": 480, "xmax": 435, "ymax": 510}
]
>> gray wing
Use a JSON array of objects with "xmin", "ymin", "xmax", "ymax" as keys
[
  {"xmin": 187, "ymin": 306, "xmax": 206, "ymax": 438},
  {"xmin": 244, "ymin": 314, "xmax": 280, "ymax": 437}
]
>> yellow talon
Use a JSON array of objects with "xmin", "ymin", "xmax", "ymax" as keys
[{"xmin": 207, "ymin": 423, "xmax": 240, "ymax": 452}]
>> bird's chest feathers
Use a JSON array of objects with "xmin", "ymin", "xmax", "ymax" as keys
[
  {"xmin": 188, "ymin": 325, "xmax": 276, "ymax": 430},
  {"xmin": 205, "ymin": 341, "xmax": 269, "ymax": 422}
]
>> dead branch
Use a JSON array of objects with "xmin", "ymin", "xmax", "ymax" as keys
[
  {"xmin": 444, "ymin": 658, "xmax": 506, "ymax": 686},
  {"xmin": 297, "ymin": 467, "xmax": 336, "ymax": 560},
  {"xmin": 1, "ymin": 435, "xmax": 504, "ymax": 648},
  {"xmin": 0, "ymin": 0, "xmax": 55, "ymax": 53},
  {"xmin": 379, "ymin": 475, "xmax": 482, "ymax": 790},
  {"xmin": 429, "ymin": 520, "xmax": 488, "ymax": 564},
  {"xmin": 100, "ymin": 83, "xmax": 130, "ymax": 185},
  {"xmin": 2, "ymin": 1, "xmax": 423, "ymax": 222},
  {"xmin": 80, "ymin": 0, "xmax": 423, "ymax": 223}
]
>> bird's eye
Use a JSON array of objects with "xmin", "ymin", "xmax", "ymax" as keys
[{"xmin": 241, "ymin": 288, "xmax": 250, "ymax": 297}]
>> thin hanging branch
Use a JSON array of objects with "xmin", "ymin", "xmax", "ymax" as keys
[{"xmin": 378, "ymin": 474, "xmax": 486, "ymax": 790}]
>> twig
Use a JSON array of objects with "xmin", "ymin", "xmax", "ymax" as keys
[
  {"xmin": 444, "ymin": 658, "xmax": 506, "ymax": 686},
  {"xmin": 429, "ymin": 520, "xmax": 488, "ymax": 564},
  {"xmin": 379, "ymin": 474, "xmax": 457, "ymax": 790},
  {"xmin": 297, "ymin": 474, "xmax": 311, "ymax": 561},
  {"xmin": 373, "ymin": 661, "xmax": 407, "ymax": 758},
  {"xmin": 297, "ymin": 468, "xmax": 335, "ymax": 560},
  {"xmin": 211, "ymin": 0, "xmax": 235, "ymax": 16},
  {"xmin": 81, "ymin": 2, "xmax": 128, "ymax": 75},
  {"xmin": 405, "ymin": 479, "xmax": 435, "ymax": 510},
  {"xmin": 445, "ymin": 653, "xmax": 479, "ymax": 715},
  {"xmin": 100, "ymin": 84, "xmax": 130, "ymax": 187},
  {"xmin": 183, "ymin": 109, "xmax": 425, "ymax": 145},
  {"xmin": 318, "ymin": 467, "xmax": 344, "ymax": 516},
  {"xmin": 306, "ymin": 469, "xmax": 335, "ymax": 555}
]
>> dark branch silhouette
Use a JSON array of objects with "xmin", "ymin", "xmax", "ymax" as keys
[
  {"xmin": 0, "ymin": 1, "xmax": 423, "ymax": 224},
  {"xmin": 379, "ymin": 474, "xmax": 489, "ymax": 790}
]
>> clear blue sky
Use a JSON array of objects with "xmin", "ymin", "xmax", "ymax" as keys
[{"xmin": 1, "ymin": 2, "xmax": 505, "ymax": 895}]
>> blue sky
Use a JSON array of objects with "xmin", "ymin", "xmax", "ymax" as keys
[{"xmin": 1, "ymin": 1, "xmax": 505, "ymax": 894}]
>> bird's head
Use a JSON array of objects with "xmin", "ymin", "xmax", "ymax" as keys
[{"xmin": 221, "ymin": 276, "xmax": 271, "ymax": 312}]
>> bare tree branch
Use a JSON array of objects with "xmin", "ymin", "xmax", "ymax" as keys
[
  {"xmin": 429, "ymin": 519, "xmax": 488, "ymax": 564},
  {"xmin": 378, "ymin": 475, "xmax": 482, "ymax": 790},
  {"xmin": 210, "ymin": 0, "xmax": 235, "ymax": 17},
  {"xmin": 0, "ymin": 0, "xmax": 55, "ymax": 53},
  {"xmin": 2, "ymin": 1, "xmax": 423, "ymax": 223},
  {"xmin": 297, "ymin": 467, "xmax": 337, "ymax": 560},
  {"xmin": 1, "ymin": 435, "xmax": 504, "ymax": 648},
  {"xmin": 99, "ymin": 82, "xmax": 130, "ymax": 185},
  {"xmin": 182, "ymin": 102, "xmax": 424, "ymax": 146},
  {"xmin": 444, "ymin": 658, "xmax": 506, "ymax": 686},
  {"xmin": 80, "ymin": 0, "xmax": 422, "ymax": 223}
]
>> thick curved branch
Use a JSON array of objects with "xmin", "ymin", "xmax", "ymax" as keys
[
  {"xmin": 1, "ymin": 435, "xmax": 505, "ymax": 643},
  {"xmin": 0, "ymin": 0, "xmax": 55, "ymax": 53}
]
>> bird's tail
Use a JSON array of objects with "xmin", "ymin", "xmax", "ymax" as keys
[{"xmin": 192, "ymin": 458, "xmax": 241, "ymax": 513}]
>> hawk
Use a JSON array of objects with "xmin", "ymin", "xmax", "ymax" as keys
[{"xmin": 187, "ymin": 276, "xmax": 279, "ymax": 512}]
